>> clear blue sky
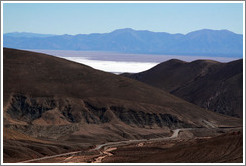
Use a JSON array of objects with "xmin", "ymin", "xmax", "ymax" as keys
[{"xmin": 3, "ymin": 2, "xmax": 244, "ymax": 35}]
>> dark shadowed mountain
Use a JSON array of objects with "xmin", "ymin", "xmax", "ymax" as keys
[
  {"xmin": 4, "ymin": 48, "xmax": 241, "ymax": 135},
  {"xmin": 122, "ymin": 59, "xmax": 243, "ymax": 118},
  {"xmin": 3, "ymin": 48, "xmax": 242, "ymax": 162},
  {"xmin": 3, "ymin": 28, "xmax": 243, "ymax": 57}
]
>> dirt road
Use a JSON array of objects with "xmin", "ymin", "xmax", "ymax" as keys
[
  {"xmin": 91, "ymin": 129, "xmax": 183, "ymax": 163},
  {"xmin": 19, "ymin": 128, "xmax": 185, "ymax": 163},
  {"xmin": 19, "ymin": 151, "xmax": 81, "ymax": 163},
  {"xmin": 94, "ymin": 129, "xmax": 183, "ymax": 151}
]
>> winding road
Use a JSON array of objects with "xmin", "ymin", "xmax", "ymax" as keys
[
  {"xmin": 94, "ymin": 128, "xmax": 182, "ymax": 151},
  {"xmin": 19, "ymin": 128, "xmax": 186, "ymax": 163},
  {"xmin": 91, "ymin": 129, "xmax": 183, "ymax": 163}
]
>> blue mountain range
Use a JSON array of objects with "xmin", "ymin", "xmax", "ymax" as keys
[{"xmin": 3, "ymin": 28, "xmax": 243, "ymax": 57}]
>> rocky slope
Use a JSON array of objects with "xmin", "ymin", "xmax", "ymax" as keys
[{"xmin": 3, "ymin": 48, "xmax": 242, "ymax": 162}]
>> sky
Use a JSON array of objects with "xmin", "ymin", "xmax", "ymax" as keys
[{"xmin": 3, "ymin": 2, "xmax": 244, "ymax": 35}]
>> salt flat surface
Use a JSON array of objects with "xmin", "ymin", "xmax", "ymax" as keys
[
  {"xmin": 29, "ymin": 49, "xmax": 239, "ymax": 74},
  {"xmin": 64, "ymin": 57, "xmax": 157, "ymax": 73}
]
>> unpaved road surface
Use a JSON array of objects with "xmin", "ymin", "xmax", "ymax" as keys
[
  {"xmin": 19, "ymin": 151, "xmax": 81, "ymax": 163},
  {"xmin": 93, "ymin": 147, "xmax": 117, "ymax": 163},
  {"xmin": 19, "ymin": 128, "xmax": 186, "ymax": 163},
  {"xmin": 94, "ymin": 129, "xmax": 183, "ymax": 151},
  {"xmin": 91, "ymin": 129, "xmax": 184, "ymax": 163},
  {"xmin": 102, "ymin": 130, "xmax": 243, "ymax": 163}
]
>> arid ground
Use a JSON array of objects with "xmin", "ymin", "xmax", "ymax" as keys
[{"xmin": 3, "ymin": 48, "xmax": 243, "ymax": 163}]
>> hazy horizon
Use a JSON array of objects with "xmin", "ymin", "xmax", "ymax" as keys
[
  {"xmin": 3, "ymin": 27, "xmax": 243, "ymax": 36},
  {"xmin": 29, "ymin": 49, "xmax": 241, "ymax": 74}
]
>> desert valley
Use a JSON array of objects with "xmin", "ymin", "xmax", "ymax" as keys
[
  {"xmin": 3, "ymin": 47, "xmax": 243, "ymax": 163},
  {"xmin": 2, "ymin": 2, "xmax": 244, "ymax": 164}
]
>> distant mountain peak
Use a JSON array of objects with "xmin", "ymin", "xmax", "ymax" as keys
[
  {"xmin": 186, "ymin": 29, "xmax": 239, "ymax": 36},
  {"xmin": 110, "ymin": 28, "xmax": 137, "ymax": 34},
  {"xmin": 112, "ymin": 28, "xmax": 136, "ymax": 32},
  {"xmin": 3, "ymin": 28, "xmax": 243, "ymax": 57}
]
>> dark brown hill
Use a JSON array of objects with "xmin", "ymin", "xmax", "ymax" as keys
[
  {"xmin": 3, "ymin": 48, "xmax": 242, "ymax": 162},
  {"xmin": 123, "ymin": 59, "xmax": 243, "ymax": 118},
  {"xmin": 103, "ymin": 130, "xmax": 243, "ymax": 163},
  {"xmin": 3, "ymin": 48, "xmax": 241, "ymax": 135}
]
